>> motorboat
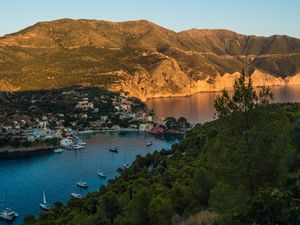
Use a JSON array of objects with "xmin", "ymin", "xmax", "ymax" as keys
[
  {"xmin": 0, "ymin": 208, "xmax": 18, "ymax": 221},
  {"xmin": 109, "ymin": 147, "xmax": 119, "ymax": 153},
  {"xmin": 74, "ymin": 137, "xmax": 87, "ymax": 146},
  {"xmin": 53, "ymin": 148, "xmax": 64, "ymax": 153},
  {"xmin": 71, "ymin": 192, "xmax": 83, "ymax": 199},
  {"xmin": 123, "ymin": 163, "xmax": 130, "ymax": 169},
  {"xmin": 0, "ymin": 190, "xmax": 18, "ymax": 221},
  {"xmin": 70, "ymin": 144, "xmax": 85, "ymax": 150},
  {"xmin": 77, "ymin": 140, "xmax": 87, "ymax": 146},
  {"xmin": 76, "ymin": 181, "xmax": 89, "ymax": 189},
  {"xmin": 146, "ymin": 141, "xmax": 153, "ymax": 147},
  {"xmin": 98, "ymin": 171, "xmax": 107, "ymax": 178},
  {"xmin": 40, "ymin": 191, "xmax": 51, "ymax": 210}
]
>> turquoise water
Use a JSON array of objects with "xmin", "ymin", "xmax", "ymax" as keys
[{"xmin": 0, "ymin": 131, "xmax": 178, "ymax": 224}]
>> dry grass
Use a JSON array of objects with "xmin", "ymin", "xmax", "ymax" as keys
[{"xmin": 173, "ymin": 210, "xmax": 218, "ymax": 225}]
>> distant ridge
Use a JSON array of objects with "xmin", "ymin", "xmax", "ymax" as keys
[{"xmin": 0, "ymin": 18, "xmax": 300, "ymax": 100}]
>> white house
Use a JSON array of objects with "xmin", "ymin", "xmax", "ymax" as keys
[{"xmin": 139, "ymin": 123, "xmax": 154, "ymax": 132}]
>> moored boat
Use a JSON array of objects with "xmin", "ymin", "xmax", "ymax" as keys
[
  {"xmin": 76, "ymin": 181, "xmax": 89, "ymax": 188},
  {"xmin": 53, "ymin": 148, "xmax": 64, "ymax": 153},
  {"xmin": 109, "ymin": 147, "xmax": 119, "ymax": 153},
  {"xmin": 40, "ymin": 191, "xmax": 51, "ymax": 210},
  {"xmin": 146, "ymin": 141, "xmax": 153, "ymax": 147},
  {"xmin": 0, "ymin": 190, "xmax": 18, "ymax": 221},
  {"xmin": 74, "ymin": 136, "xmax": 87, "ymax": 146},
  {"xmin": 98, "ymin": 171, "xmax": 107, "ymax": 178},
  {"xmin": 71, "ymin": 192, "xmax": 83, "ymax": 199},
  {"xmin": 68, "ymin": 144, "xmax": 85, "ymax": 150},
  {"xmin": 0, "ymin": 208, "xmax": 18, "ymax": 221}
]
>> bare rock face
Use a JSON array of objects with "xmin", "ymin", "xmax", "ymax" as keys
[
  {"xmin": 0, "ymin": 19, "xmax": 300, "ymax": 100},
  {"xmin": 115, "ymin": 68, "xmax": 296, "ymax": 101},
  {"xmin": 0, "ymin": 80, "xmax": 20, "ymax": 92},
  {"xmin": 116, "ymin": 58, "xmax": 194, "ymax": 101}
]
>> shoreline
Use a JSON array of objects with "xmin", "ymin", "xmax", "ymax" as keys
[
  {"xmin": 142, "ymin": 83, "xmax": 300, "ymax": 102},
  {"xmin": 77, "ymin": 128, "xmax": 141, "ymax": 135},
  {"xmin": 0, "ymin": 145, "xmax": 55, "ymax": 158},
  {"xmin": 0, "ymin": 129, "xmax": 184, "ymax": 158},
  {"xmin": 0, "ymin": 129, "xmax": 139, "ymax": 158}
]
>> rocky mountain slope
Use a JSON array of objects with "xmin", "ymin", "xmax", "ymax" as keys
[{"xmin": 0, "ymin": 19, "xmax": 300, "ymax": 100}]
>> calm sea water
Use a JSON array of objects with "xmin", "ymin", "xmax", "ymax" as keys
[
  {"xmin": 146, "ymin": 85, "xmax": 300, "ymax": 124},
  {"xmin": 0, "ymin": 131, "xmax": 178, "ymax": 225}
]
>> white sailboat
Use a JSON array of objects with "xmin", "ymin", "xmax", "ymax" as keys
[
  {"xmin": 76, "ymin": 181, "xmax": 89, "ymax": 189},
  {"xmin": 40, "ymin": 191, "xmax": 51, "ymax": 210},
  {"xmin": 71, "ymin": 192, "xmax": 83, "ymax": 199},
  {"xmin": 76, "ymin": 153, "xmax": 89, "ymax": 189},
  {"xmin": 123, "ymin": 152, "xmax": 130, "ymax": 169},
  {"xmin": 98, "ymin": 171, "xmax": 107, "ymax": 178}
]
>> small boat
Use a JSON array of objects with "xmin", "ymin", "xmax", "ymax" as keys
[
  {"xmin": 123, "ymin": 163, "xmax": 130, "ymax": 169},
  {"xmin": 146, "ymin": 141, "xmax": 153, "ymax": 147},
  {"xmin": 0, "ymin": 208, "xmax": 18, "ymax": 221},
  {"xmin": 53, "ymin": 148, "xmax": 64, "ymax": 153},
  {"xmin": 77, "ymin": 181, "xmax": 89, "ymax": 189},
  {"xmin": 71, "ymin": 144, "xmax": 85, "ymax": 150},
  {"xmin": 77, "ymin": 141, "xmax": 87, "ymax": 145},
  {"xmin": 40, "ymin": 191, "xmax": 51, "ymax": 210},
  {"xmin": 98, "ymin": 171, "xmax": 107, "ymax": 178},
  {"xmin": 0, "ymin": 190, "xmax": 18, "ymax": 221},
  {"xmin": 74, "ymin": 137, "xmax": 87, "ymax": 146},
  {"xmin": 71, "ymin": 192, "xmax": 83, "ymax": 199},
  {"xmin": 109, "ymin": 147, "xmax": 119, "ymax": 153}
]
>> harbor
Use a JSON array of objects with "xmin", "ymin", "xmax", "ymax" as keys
[{"xmin": 0, "ymin": 131, "xmax": 179, "ymax": 224}]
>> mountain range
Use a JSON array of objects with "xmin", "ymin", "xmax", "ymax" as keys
[{"xmin": 1, "ymin": 18, "xmax": 300, "ymax": 100}]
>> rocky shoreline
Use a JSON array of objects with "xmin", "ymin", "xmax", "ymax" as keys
[
  {"xmin": 121, "ymin": 70, "xmax": 300, "ymax": 102},
  {"xmin": 0, "ymin": 145, "xmax": 55, "ymax": 158}
]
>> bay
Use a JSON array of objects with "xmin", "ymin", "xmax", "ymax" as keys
[
  {"xmin": 146, "ymin": 85, "xmax": 300, "ymax": 123},
  {"xmin": 0, "ymin": 131, "xmax": 178, "ymax": 224}
]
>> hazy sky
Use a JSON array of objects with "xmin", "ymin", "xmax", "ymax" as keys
[{"xmin": 1, "ymin": 0, "xmax": 299, "ymax": 38}]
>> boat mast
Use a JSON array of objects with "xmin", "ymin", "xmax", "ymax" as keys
[{"xmin": 43, "ymin": 191, "xmax": 47, "ymax": 204}]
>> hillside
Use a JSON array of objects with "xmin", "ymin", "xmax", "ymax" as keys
[{"xmin": 1, "ymin": 19, "xmax": 300, "ymax": 100}]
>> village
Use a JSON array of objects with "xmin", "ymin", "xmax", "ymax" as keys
[{"xmin": 0, "ymin": 87, "xmax": 190, "ymax": 152}]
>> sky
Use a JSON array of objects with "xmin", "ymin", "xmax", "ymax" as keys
[{"xmin": 0, "ymin": 0, "xmax": 299, "ymax": 38}]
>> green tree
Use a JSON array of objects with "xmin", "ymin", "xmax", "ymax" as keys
[
  {"xmin": 127, "ymin": 188, "xmax": 152, "ymax": 225},
  {"xmin": 177, "ymin": 117, "xmax": 190, "ymax": 129},
  {"xmin": 148, "ymin": 196, "xmax": 173, "ymax": 225},
  {"xmin": 189, "ymin": 167, "xmax": 215, "ymax": 208},
  {"xmin": 23, "ymin": 214, "xmax": 36, "ymax": 225},
  {"xmin": 165, "ymin": 117, "xmax": 177, "ymax": 130},
  {"xmin": 204, "ymin": 73, "xmax": 294, "ymax": 223},
  {"xmin": 246, "ymin": 187, "xmax": 300, "ymax": 225},
  {"xmin": 212, "ymin": 72, "xmax": 291, "ymax": 192},
  {"xmin": 100, "ymin": 191, "xmax": 120, "ymax": 222}
]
